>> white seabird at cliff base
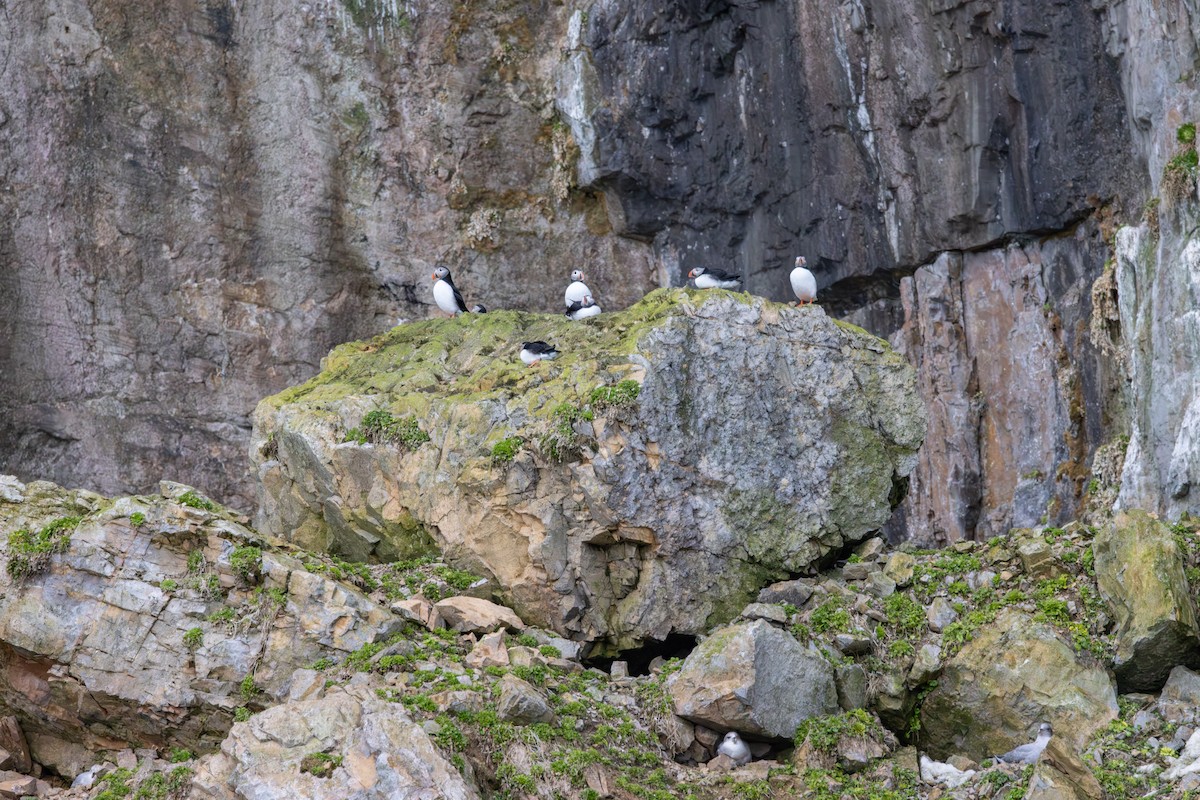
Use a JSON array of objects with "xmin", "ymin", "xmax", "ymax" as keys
[
  {"xmin": 717, "ymin": 731, "xmax": 752, "ymax": 766},
  {"xmin": 995, "ymin": 722, "xmax": 1053, "ymax": 764},
  {"xmin": 790, "ymin": 256, "xmax": 817, "ymax": 305}
]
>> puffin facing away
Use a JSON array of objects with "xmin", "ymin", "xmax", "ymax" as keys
[
  {"xmin": 717, "ymin": 731, "xmax": 752, "ymax": 766},
  {"xmin": 996, "ymin": 723, "xmax": 1053, "ymax": 764},
  {"xmin": 790, "ymin": 256, "xmax": 817, "ymax": 305},
  {"xmin": 431, "ymin": 266, "xmax": 468, "ymax": 315},
  {"xmin": 688, "ymin": 267, "xmax": 741, "ymax": 290},
  {"xmin": 565, "ymin": 295, "xmax": 602, "ymax": 320},
  {"xmin": 520, "ymin": 341, "xmax": 559, "ymax": 366},
  {"xmin": 565, "ymin": 269, "xmax": 592, "ymax": 307}
]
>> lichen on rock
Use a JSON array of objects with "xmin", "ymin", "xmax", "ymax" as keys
[{"xmin": 252, "ymin": 289, "xmax": 926, "ymax": 653}]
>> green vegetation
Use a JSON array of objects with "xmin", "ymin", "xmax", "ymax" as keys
[
  {"xmin": 130, "ymin": 512, "xmax": 146, "ymax": 526},
  {"xmin": 6, "ymin": 516, "xmax": 81, "ymax": 579},
  {"xmin": 160, "ymin": 579, "xmax": 178, "ymax": 592},
  {"xmin": 345, "ymin": 410, "xmax": 430, "ymax": 450},
  {"xmin": 178, "ymin": 490, "xmax": 218, "ymax": 511},
  {"xmin": 1164, "ymin": 122, "xmax": 1199, "ymax": 202},
  {"xmin": 94, "ymin": 767, "xmax": 135, "ymax": 800},
  {"xmin": 490, "ymin": 436, "xmax": 522, "ymax": 463},
  {"xmin": 183, "ymin": 627, "xmax": 203, "ymax": 651},
  {"xmin": 810, "ymin": 595, "xmax": 852, "ymax": 634},
  {"xmin": 299, "ymin": 752, "xmax": 343, "ymax": 778},
  {"xmin": 233, "ymin": 706, "xmax": 251, "ymax": 723},
  {"xmin": 228, "ymin": 545, "xmax": 263, "ymax": 584},
  {"xmin": 794, "ymin": 708, "xmax": 884, "ymax": 754},
  {"xmin": 239, "ymin": 675, "xmax": 260, "ymax": 701},
  {"xmin": 167, "ymin": 748, "xmax": 193, "ymax": 763},
  {"xmin": 589, "ymin": 379, "xmax": 641, "ymax": 409},
  {"xmin": 538, "ymin": 402, "xmax": 595, "ymax": 462}
]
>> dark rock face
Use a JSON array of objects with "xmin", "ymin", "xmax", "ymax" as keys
[{"xmin": 583, "ymin": 0, "xmax": 1135, "ymax": 307}]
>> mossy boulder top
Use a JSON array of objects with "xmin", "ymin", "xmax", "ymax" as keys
[{"xmin": 251, "ymin": 289, "xmax": 926, "ymax": 653}]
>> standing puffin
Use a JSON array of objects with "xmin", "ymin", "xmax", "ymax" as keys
[
  {"xmin": 431, "ymin": 266, "xmax": 468, "ymax": 315},
  {"xmin": 564, "ymin": 270, "xmax": 592, "ymax": 307},
  {"xmin": 565, "ymin": 295, "xmax": 602, "ymax": 320},
  {"xmin": 688, "ymin": 267, "xmax": 741, "ymax": 290},
  {"xmin": 520, "ymin": 341, "xmax": 559, "ymax": 366},
  {"xmin": 790, "ymin": 256, "xmax": 817, "ymax": 305}
]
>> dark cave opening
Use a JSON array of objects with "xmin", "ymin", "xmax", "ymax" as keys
[{"xmin": 586, "ymin": 633, "xmax": 699, "ymax": 677}]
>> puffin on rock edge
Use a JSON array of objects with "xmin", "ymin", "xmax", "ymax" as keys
[
  {"xmin": 520, "ymin": 341, "xmax": 559, "ymax": 366},
  {"xmin": 564, "ymin": 269, "xmax": 592, "ymax": 307},
  {"xmin": 431, "ymin": 266, "xmax": 468, "ymax": 315},
  {"xmin": 688, "ymin": 267, "xmax": 741, "ymax": 290}
]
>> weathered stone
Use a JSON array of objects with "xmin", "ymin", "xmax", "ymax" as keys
[
  {"xmin": 1159, "ymin": 666, "xmax": 1200, "ymax": 724},
  {"xmin": 253, "ymin": 292, "xmax": 924, "ymax": 650},
  {"xmin": 1026, "ymin": 738, "xmax": 1103, "ymax": 800},
  {"xmin": 882, "ymin": 553, "xmax": 915, "ymax": 587},
  {"xmin": 872, "ymin": 669, "xmax": 912, "ymax": 733},
  {"xmin": 864, "ymin": 571, "xmax": 896, "ymax": 598},
  {"xmin": 842, "ymin": 562, "xmax": 872, "ymax": 581},
  {"xmin": 669, "ymin": 620, "xmax": 838, "ymax": 740},
  {"xmin": 854, "ymin": 537, "xmax": 886, "ymax": 560},
  {"xmin": 1093, "ymin": 510, "xmax": 1200, "ymax": 692},
  {"xmin": 464, "ymin": 631, "xmax": 509, "ymax": 669},
  {"xmin": 496, "ymin": 675, "xmax": 556, "ymax": 726},
  {"xmin": 1017, "ymin": 537, "xmax": 1061, "ymax": 580},
  {"xmin": 0, "ymin": 719, "xmax": 30, "ymax": 775},
  {"xmin": 286, "ymin": 670, "xmax": 325, "ymax": 704},
  {"xmin": 0, "ymin": 774, "xmax": 35, "ymax": 800},
  {"xmin": 738, "ymin": 603, "xmax": 789, "ymax": 625},
  {"xmin": 391, "ymin": 598, "xmax": 444, "ymax": 631},
  {"xmin": 921, "ymin": 609, "xmax": 1117, "ymax": 761},
  {"xmin": 833, "ymin": 634, "xmax": 873, "ymax": 657},
  {"xmin": 757, "ymin": 579, "xmax": 815, "ymax": 608},
  {"xmin": 926, "ymin": 598, "xmax": 958, "ymax": 633},
  {"xmin": 434, "ymin": 597, "xmax": 525, "ymax": 635},
  {"xmin": 835, "ymin": 663, "xmax": 868, "ymax": 712},
  {"xmin": 190, "ymin": 683, "xmax": 480, "ymax": 799},
  {"xmin": 908, "ymin": 644, "xmax": 942, "ymax": 686},
  {"xmin": 0, "ymin": 480, "xmax": 404, "ymax": 760}
]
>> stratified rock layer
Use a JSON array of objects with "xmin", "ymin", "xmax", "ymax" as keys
[
  {"xmin": 251, "ymin": 290, "xmax": 925, "ymax": 651},
  {"xmin": 1093, "ymin": 509, "xmax": 1200, "ymax": 692},
  {"xmin": 920, "ymin": 609, "xmax": 1118, "ymax": 761},
  {"xmin": 0, "ymin": 476, "xmax": 402, "ymax": 763}
]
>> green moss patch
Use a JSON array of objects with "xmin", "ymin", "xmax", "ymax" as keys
[{"xmin": 6, "ymin": 516, "xmax": 81, "ymax": 580}]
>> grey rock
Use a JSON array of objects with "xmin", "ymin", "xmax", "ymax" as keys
[
  {"xmin": 853, "ymin": 537, "xmax": 886, "ymax": 560},
  {"xmin": 190, "ymin": 684, "xmax": 480, "ymax": 799},
  {"xmin": 496, "ymin": 675, "xmax": 556, "ymax": 726},
  {"xmin": 835, "ymin": 663, "xmax": 868, "ymax": 712},
  {"xmin": 1093, "ymin": 511, "xmax": 1200, "ymax": 692},
  {"xmin": 253, "ymin": 292, "xmax": 924, "ymax": 648},
  {"xmin": 738, "ymin": 603, "xmax": 789, "ymax": 625},
  {"xmin": 757, "ymin": 579, "xmax": 815, "ymax": 608},
  {"xmin": 1017, "ymin": 537, "xmax": 1060, "ymax": 580},
  {"xmin": 670, "ymin": 620, "xmax": 838, "ymax": 740},
  {"xmin": 842, "ymin": 562, "xmax": 872, "ymax": 581},
  {"xmin": 1160, "ymin": 666, "xmax": 1200, "ymax": 724},
  {"xmin": 833, "ymin": 634, "xmax": 873, "ymax": 657},
  {"xmin": 908, "ymin": 644, "xmax": 942, "ymax": 686},
  {"xmin": 926, "ymin": 598, "xmax": 959, "ymax": 633},
  {"xmin": 864, "ymin": 571, "xmax": 897, "ymax": 598},
  {"xmin": 883, "ymin": 553, "xmax": 916, "ymax": 587}
]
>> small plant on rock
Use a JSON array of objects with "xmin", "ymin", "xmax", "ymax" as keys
[
  {"xmin": 228, "ymin": 545, "xmax": 263, "ymax": 584},
  {"xmin": 6, "ymin": 516, "xmax": 81, "ymax": 580},
  {"xmin": 346, "ymin": 410, "xmax": 430, "ymax": 451},
  {"xmin": 300, "ymin": 752, "xmax": 343, "ymax": 778},
  {"xmin": 589, "ymin": 379, "xmax": 641, "ymax": 409},
  {"xmin": 183, "ymin": 627, "xmax": 204, "ymax": 651},
  {"xmin": 491, "ymin": 436, "xmax": 523, "ymax": 463},
  {"xmin": 129, "ymin": 512, "xmax": 147, "ymax": 527},
  {"xmin": 178, "ymin": 490, "xmax": 218, "ymax": 512}
]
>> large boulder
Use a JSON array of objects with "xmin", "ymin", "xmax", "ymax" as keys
[
  {"xmin": 190, "ymin": 682, "xmax": 480, "ymax": 800},
  {"xmin": 1093, "ymin": 510, "xmax": 1200, "ymax": 692},
  {"xmin": 668, "ymin": 619, "xmax": 838, "ymax": 740},
  {"xmin": 920, "ymin": 609, "xmax": 1117, "ymax": 761},
  {"xmin": 0, "ymin": 477, "xmax": 403, "ymax": 763},
  {"xmin": 251, "ymin": 290, "xmax": 925, "ymax": 652}
]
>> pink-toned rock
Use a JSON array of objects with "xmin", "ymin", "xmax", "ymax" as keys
[
  {"xmin": 464, "ymin": 631, "xmax": 509, "ymax": 669},
  {"xmin": 0, "ymin": 774, "xmax": 35, "ymax": 799},
  {"xmin": 434, "ymin": 597, "xmax": 525, "ymax": 634},
  {"xmin": 391, "ymin": 598, "xmax": 445, "ymax": 631}
]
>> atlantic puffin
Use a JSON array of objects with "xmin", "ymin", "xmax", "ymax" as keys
[
  {"xmin": 564, "ymin": 270, "xmax": 592, "ymax": 307},
  {"xmin": 688, "ymin": 267, "xmax": 741, "ymax": 290},
  {"xmin": 431, "ymin": 266, "xmax": 468, "ymax": 315},
  {"xmin": 565, "ymin": 295, "xmax": 602, "ymax": 320},
  {"xmin": 520, "ymin": 341, "xmax": 559, "ymax": 366},
  {"xmin": 790, "ymin": 256, "xmax": 817, "ymax": 305}
]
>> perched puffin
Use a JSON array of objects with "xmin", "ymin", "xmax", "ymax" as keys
[
  {"xmin": 565, "ymin": 295, "xmax": 602, "ymax": 320},
  {"xmin": 717, "ymin": 731, "xmax": 752, "ymax": 766},
  {"xmin": 564, "ymin": 269, "xmax": 592, "ymax": 307},
  {"xmin": 520, "ymin": 341, "xmax": 559, "ymax": 366},
  {"xmin": 790, "ymin": 256, "xmax": 817, "ymax": 305},
  {"xmin": 431, "ymin": 266, "xmax": 468, "ymax": 315},
  {"xmin": 688, "ymin": 267, "xmax": 741, "ymax": 290},
  {"xmin": 470, "ymin": 304, "xmax": 488, "ymax": 314}
]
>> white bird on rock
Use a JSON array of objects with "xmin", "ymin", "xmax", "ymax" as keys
[
  {"xmin": 717, "ymin": 731, "xmax": 752, "ymax": 766},
  {"xmin": 688, "ymin": 267, "xmax": 742, "ymax": 290},
  {"xmin": 790, "ymin": 256, "xmax": 817, "ymax": 305},
  {"xmin": 431, "ymin": 266, "xmax": 468, "ymax": 315},
  {"xmin": 520, "ymin": 341, "xmax": 559, "ymax": 366},
  {"xmin": 565, "ymin": 269, "xmax": 592, "ymax": 307},
  {"xmin": 996, "ymin": 722, "xmax": 1053, "ymax": 764},
  {"xmin": 565, "ymin": 295, "xmax": 602, "ymax": 320}
]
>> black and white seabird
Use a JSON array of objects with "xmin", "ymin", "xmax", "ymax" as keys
[
  {"xmin": 565, "ymin": 295, "xmax": 602, "ymax": 320},
  {"xmin": 717, "ymin": 731, "xmax": 752, "ymax": 766},
  {"xmin": 790, "ymin": 256, "xmax": 817, "ymax": 305},
  {"xmin": 688, "ymin": 267, "xmax": 742, "ymax": 290},
  {"xmin": 470, "ymin": 304, "xmax": 488, "ymax": 313},
  {"xmin": 520, "ymin": 341, "xmax": 559, "ymax": 366},
  {"xmin": 996, "ymin": 723, "xmax": 1053, "ymax": 764},
  {"xmin": 431, "ymin": 266, "xmax": 468, "ymax": 315},
  {"xmin": 564, "ymin": 269, "xmax": 592, "ymax": 307}
]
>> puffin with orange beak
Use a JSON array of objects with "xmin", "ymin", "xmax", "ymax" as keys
[{"xmin": 431, "ymin": 266, "xmax": 468, "ymax": 315}]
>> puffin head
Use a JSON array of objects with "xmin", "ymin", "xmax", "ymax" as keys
[
  {"xmin": 688, "ymin": 268, "xmax": 704, "ymax": 278},
  {"xmin": 432, "ymin": 266, "xmax": 450, "ymax": 281},
  {"xmin": 571, "ymin": 269, "xmax": 585, "ymax": 282},
  {"xmin": 795, "ymin": 256, "xmax": 807, "ymax": 267}
]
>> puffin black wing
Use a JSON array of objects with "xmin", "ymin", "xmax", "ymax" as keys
[
  {"xmin": 523, "ymin": 341, "xmax": 557, "ymax": 356},
  {"xmin": 707, "ymin": 267, "xmax": 741, "ymax": 282},
  {"xmin": 447, "ymin": 278, "xmax": 468, "ymax": 313},
  {"xmin": 565, "ymin": 299, "xmax": 584, "ymax": 317}
]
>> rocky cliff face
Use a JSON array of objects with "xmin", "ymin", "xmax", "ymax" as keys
[
  {"xmin": 0, "ymin": 0, "xmax": 1197, "ymax": 540},
  {"xmin": 250, "ymin": 290, "xmax": 925, "ymax": 652}
]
